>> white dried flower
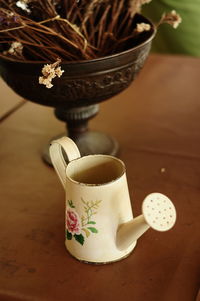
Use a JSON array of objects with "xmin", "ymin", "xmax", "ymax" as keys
[
  {"xmin": 39, "ymin": 77, "xmax": 53, "ymax": 89},
  {"xmin": 160, "ymin": 10, "xmax": 182, "ymax": 29},
  {"xmin": 39, "ymin": 60, "xmax": 64, "ymax": 89},
  {"xmin": 55, "ymin": 66, "xmax": 64, "ymax": 77},
  {"xmin": 41, "ymin": 64, "xmax": 56, "ymax": 78},
  {"xmin": 136, "ymin": 23, "xmax": 151, "ymax": 32},
  {"xmin": 129, "ymin": 0, "xmax": 152, "ymax": 17},
  {"xmin": 16, "ymin": 0, "xmax": 31, "ymax": 13},
  {"xmin": 4, "ymin": 41, "xmax": 23, "ymax": 56}
]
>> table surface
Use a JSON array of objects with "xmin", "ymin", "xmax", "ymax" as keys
[{"xmin": 0, "ymin": 54, "xmax": 199, "ymax": 301}]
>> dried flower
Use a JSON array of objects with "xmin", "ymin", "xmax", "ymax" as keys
[
  {"xmin": 39, "ymin": 59, "xmax": 64, "ymax": 89},
  {"xmin": 159, "ymin": 10, "xmax": 182, "ymax": 29},
  {"xmin": 129, "ymin": 0, "xmax": 152, "ymax": 17},
  {"xmin": 3, "ymin": 41, "xmax": 23, "ymax": 57},
  {"xmin": 136, "ymin": 22, "xmax": 151, "ymax": 33},
  {"xmin": 16, "ymin": 1, "xmax": 31, "ymax": 13}
]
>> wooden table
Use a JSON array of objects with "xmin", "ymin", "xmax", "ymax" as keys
[{"xmin": 0, "ymin": 55, "xmax": 199, "ymax": 301}]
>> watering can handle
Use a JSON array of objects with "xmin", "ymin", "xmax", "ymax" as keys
[{"xmin": 49, "ymin": 137, "xmax": 81, "ymax": 189}]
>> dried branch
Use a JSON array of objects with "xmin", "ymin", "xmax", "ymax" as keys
[{"xmin": 0, "ymin": 0, "xmax": 163, "ymax": 62}]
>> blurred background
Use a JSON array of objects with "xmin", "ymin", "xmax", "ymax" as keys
[{"xmin": 143, "ymin": 0, "xmax": 200, "ymax": 57}]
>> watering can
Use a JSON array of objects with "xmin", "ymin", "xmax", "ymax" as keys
[{"xmin": 49, "ymin": 137, "xmax": 176, "ymax": 264}]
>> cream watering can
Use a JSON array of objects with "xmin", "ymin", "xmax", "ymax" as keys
[{"xmin": 49, "ymin": 137, "xmax": 176, "ymax": 264}]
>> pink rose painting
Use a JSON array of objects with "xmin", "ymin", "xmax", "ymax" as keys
[
  {"xmin": 66, "ymin": 208, "xmax": 81, "ymax": 235},
  {"xmin": 66, "ymin": 199, "xmax": 102, "ymax": 245}
]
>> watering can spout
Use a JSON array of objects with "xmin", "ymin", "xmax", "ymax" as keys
[{"xmin": 116, "ymin": 193, "xmax": 176, "ymax": 251}]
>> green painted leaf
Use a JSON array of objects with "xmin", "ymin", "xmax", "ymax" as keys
[
  {"xmin": 66, "ymin": 230, "xmax": 72, "ymax": 240},
  {"xmin": 88, "ymin": 221, "xmax": 96, "ymax": 224},
  {"xmin": 82, "ymin": 228, "xmax": 91, "ymax": 238},
  {"xmin": 81, "ymin": 198, "xmax": 86, "ymax": 204},
  {"xmin": 68, "ymin": 200, "xmax": 75, "ymax": 208},
  {"xmin": 74, "ymin": 234, "xmax": 85, "ymax": 245},
  {"xmin": 87, "ymin": 227, "xmax": 98, "ymax": 233}
]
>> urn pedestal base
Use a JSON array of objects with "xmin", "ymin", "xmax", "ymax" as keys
[{"xmin": 42, "ymin": 104, "xmax": 119, "ymax": 165}]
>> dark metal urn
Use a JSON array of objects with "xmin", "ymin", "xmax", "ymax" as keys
[{"xmin": 0, "ymin": 14, "xmax": 155, "ymax": 164}]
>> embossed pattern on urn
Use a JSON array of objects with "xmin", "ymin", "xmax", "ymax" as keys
[{"xmin": 55, "ymin": 66, "xmax": 133, "ymax": 103}]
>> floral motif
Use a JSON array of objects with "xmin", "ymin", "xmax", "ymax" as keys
[
  {"xmin": 39, "ymin": 59, "xmax": 64, "ymax": 89},
  {"xmin": 66, "ymin": 208, "xmax": 81, "ymax": 235},
  {"xmin": 159, "ymin": 10, "xmax": 182, "ymax": 29},
  {"xmin": 136, "ymin": 23, "xmax": 151, "ymax": 33},
  {"xmin": 66, "ymin": 198, "xmax": 102, "ymax": 245}
]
